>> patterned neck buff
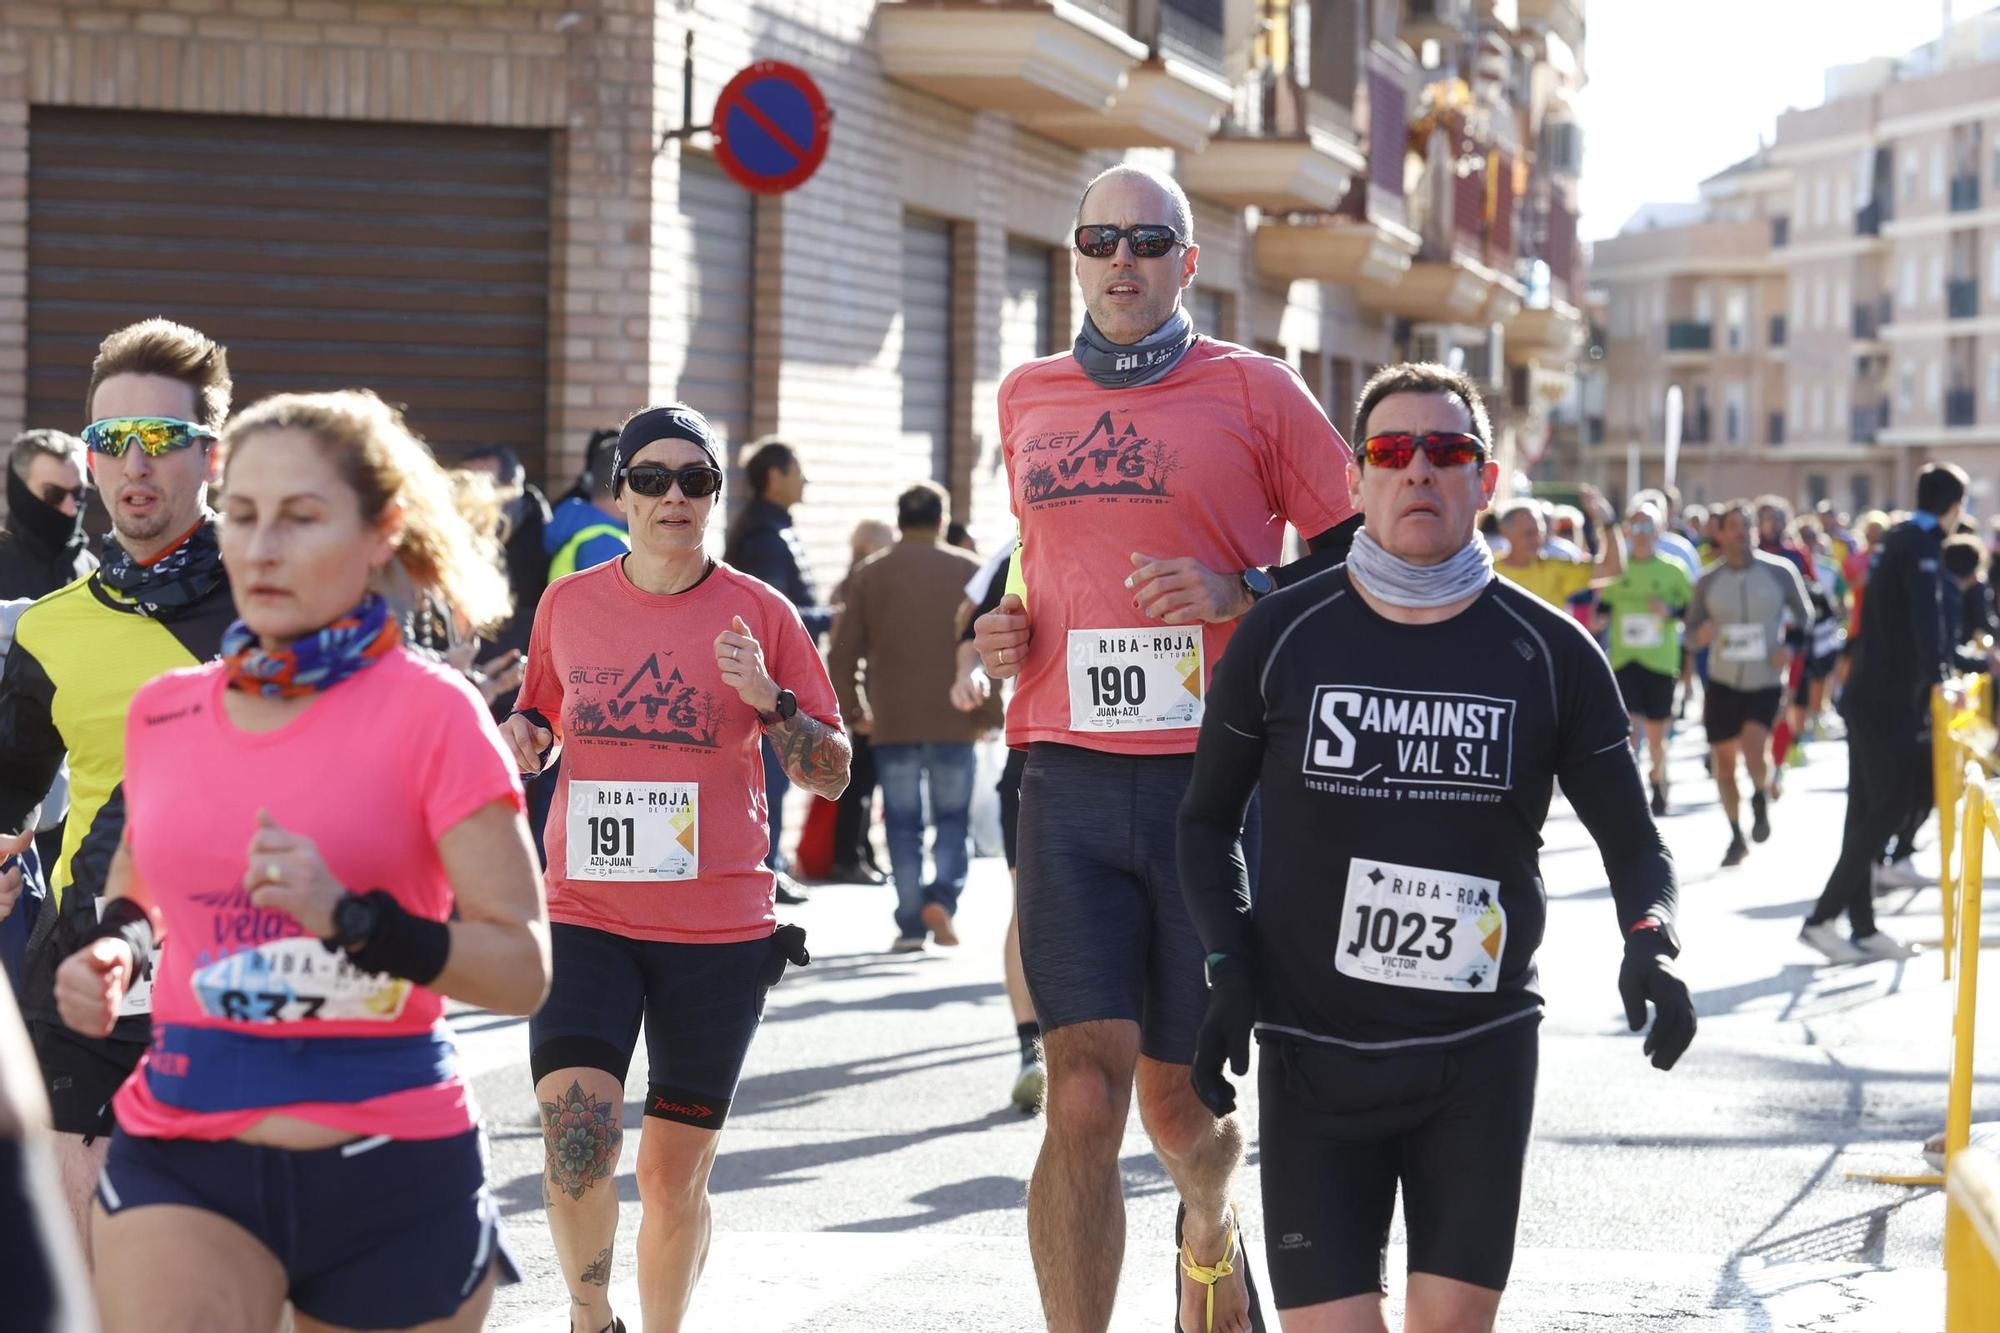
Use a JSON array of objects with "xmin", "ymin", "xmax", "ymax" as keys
[
  {"xmin": 1345, "ymin": 528, "xmax": 1495, "ymax": 608},
  {"xmin": 97, "ymin": 518, "xmax": 226, "ymax": 619},
  {"xmin": 1072, "ymin": 308, "xmax": 1197, "ymax": 390},
  {"xmin": 222, "ymin": 592, "xmax": 402, "ymax": 698}
]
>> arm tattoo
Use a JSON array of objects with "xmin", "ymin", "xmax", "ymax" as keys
[
  {"xmin": 581, "ymin": 1246, "xmax": 612, "ymax": 1287},
  {"xmin": 540, "ymin": 1080, "xmax": 623, "ymax": 1202},
  {"xmin": 766, "ymin": 710, "xmax": 851, "ymax": 800}
]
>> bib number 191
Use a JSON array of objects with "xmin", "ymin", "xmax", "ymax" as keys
[
  {"xmin": 1084, "ymin": 665, "xmax": 1147, "ymax": 709},
  {"xmin": 588, "ymin": 816, "xmax": 635, "ymax": 860}
]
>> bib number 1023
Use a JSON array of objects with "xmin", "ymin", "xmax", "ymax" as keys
[
  {"xmin": 1083, "ymin": 664, "xmax": 1148, "ymax": 709},
  {"xmin": 1349, "ymin": 905, "xmax": 1456, "ymax": 961}
]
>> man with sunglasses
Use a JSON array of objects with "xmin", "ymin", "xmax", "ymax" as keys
[
  {"xmin": 0, "ymin": 318, "xmax": 236, "ymax": 1261},
  {"xmin": 1180, "ymin": 362, "xmax": 1692, "ymax": 1333},
  {"xmin": 0, "ymin": 430, "xmax": 95, "ymax": 604},
  {"xmin": 974, "ymin": 163, "xmax": 1359, "ymax": 1333}
]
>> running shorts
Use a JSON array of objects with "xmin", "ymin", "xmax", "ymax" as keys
[
  {"xmin": 999, "ymin": 746, "xmax": 1026, "ymax": 871},
  {"xmin": 1257, "ymin": 1017, "xmax": 1540, "ymax": 1307},
  {"xmin": 1614, "ymin": 663, "xmax": 1676, "ymax": 723},
  {"xmin": 1702, "ymin": 682, "xmax": 1783, "ymax": 744},
  {"xmin": 28, "ymin": 1020, "xmax": 143, "ymax": 1140},
  {"xmin": 528, "ymin": 924, "xmax": 769, "ymax": 1128},
  {"xmin": 1792, "ymin": 650, "xmax": 1840, "ymax": 705},
  {"xmin": 98, "ymin": 1127, "xmax": 517, "ymax": 1328}
]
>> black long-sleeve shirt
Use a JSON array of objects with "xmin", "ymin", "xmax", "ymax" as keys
[
  {"xmin": 725, "ymin": 497, "xmax": 832, "ymax": 640},
  {"xmin": 1844, "ymin": 517, "xmax": 1983, "ymax": 737},
  {"xmin": 1178, "ymin": 569, "xmax": 1677, "ymax": 1050}
]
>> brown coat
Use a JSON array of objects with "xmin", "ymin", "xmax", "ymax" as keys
[{"xmin": 827, "ymin": 534, "xmax": 1002, "ymax": 745}]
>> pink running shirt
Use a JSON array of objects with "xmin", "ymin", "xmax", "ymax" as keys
[
  {"xmin": 1001, "ymin": 338, "xmax": 1356, "ymax": 754},
  {"xmin": 114, "ymin": 649, "xmax": 525, "ymax": 1141},
  {"xmin": 514, "ymin": 558, "xmax": 841, "ymax": 944}
]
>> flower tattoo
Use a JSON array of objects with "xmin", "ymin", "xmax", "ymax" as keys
[{"xmin": 541, "ymin": 1080, "xmax": 621, "ymax": 1202}]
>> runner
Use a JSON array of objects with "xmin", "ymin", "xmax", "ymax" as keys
[
  {"xmin": 506, "ymin": 403, "xmax": 847, "ymax": 1333},
  {"xmin": 1686, "ymin": 502, "xmax": 1811, "ymax": 868},
  {"xmin": 0, "ymin": 319, "xmax": 238, "ymax": 1262},
  {"xmin": 1492, "ymin": 487, "xmax": 1622, "ymax": 608},
  {"xmin": 1178, "ymin": 362, "xmax": 1693, "ymax": 1332},
  {"xmin": 53, "ymin": 388, "xmax": 548, "ymax": 1331},
  {"xmin": 974, "ymin": 162, "xmax": 1358, "ymax": 1333},
  {"xmin": 1595, "ymin": 502, "xmax": 1693, "ymax": 815}
]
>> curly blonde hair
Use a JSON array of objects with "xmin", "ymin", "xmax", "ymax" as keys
[{"xmin": 220, "ymin": 390, "xmax": 512, "ymax": 635}]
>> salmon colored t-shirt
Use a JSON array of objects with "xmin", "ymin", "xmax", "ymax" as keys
[
  {"xmin": 114, "ymin": 649, "xmax": 525, "ymax": 1141},
  {"xmin": 1000, "ymin": 338, "xmax": 1356, "ymax": 754},
  {"xmin": 515, "ymin": 558, "xmax": 841, "ymax": 944}
]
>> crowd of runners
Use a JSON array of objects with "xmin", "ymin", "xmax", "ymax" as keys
[{"xmin": 0, "ymin": 158, "xmax": 1987, "ymax": 1333}]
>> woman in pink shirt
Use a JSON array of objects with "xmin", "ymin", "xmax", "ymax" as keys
[{"xmin": 55, "ymin": 389, "xmax": 550, "ymax": 1333}]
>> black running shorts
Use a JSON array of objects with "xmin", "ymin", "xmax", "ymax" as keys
[
  {"xmin": 1702, "ymin": 682, "xmax": 1782, "ymax": 744},
  {"xmin": 1615, "ymin": 663, "xmax": 1676, "ymax": 723}
]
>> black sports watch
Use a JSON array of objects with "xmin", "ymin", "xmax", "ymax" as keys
[
  {"xmin": 1241, "ymin": 567, "xmax": 1277, "ymax": 603},
  {"xmin": 759, "ymin": 688, "xmax": 799, "ymax": 726},
  {"xmin": 328, "ymin": 891, "xmax": 384, "ymax": 952}
]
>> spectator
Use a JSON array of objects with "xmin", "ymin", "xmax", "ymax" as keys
[
  {"xmin": 945, "ymin": 520, "xmax": 976, "ymax": 553},
  {"xmin": 725, "ymin": 437, "xmax": 833, "ymax": 904},
  {"xmin": 827, "ymin": 482, "xmax": 1000, "ymax": 950},
  {"xmin": 828, "ymin": 518, "xmax": 895, "ymax": 885},
  {"xmin": 1493, "ymin": 486, "xmax": 1623, "ymax": 607},
  {"xmin": 461, "ymin": 442, "xmax": 552, "ymax": 667},
  {"xmin": 0, "ymin": 431, "xmax": 94, "ymax": 602},
  {"xmin": 543, "ymin": 427, "xmax": 629, "ymax": 580}
]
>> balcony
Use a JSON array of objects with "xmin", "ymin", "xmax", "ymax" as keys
[
  {"xmin": 1950, "ymin": 279, "xmax": 1980, "ymax": 319},
  {"xmin": 1402, "ymin": 0, "xmax": 1475, "ymax": 44},
  {"xmin": 1855, "ymin": 201, "xmax": 1881, "ymax": 237},
  {"xmin": 1504, "ymin": 300, "xmax": 1586, "ymax": 365},
  {"xmin": 1370, "ymin": 249, "xmax": 1523, "ymax": 324},
  {"xmin": 1948, "ymin": 388, "xmax": 1977, "ymax": 426},
  {"xmin": 1952, "ymin": 174, "xmax": 1981, "ymax": 212},
  {"xmin": 1182, "ymin": 124, "xmax": 1366, "ymax": 213},
  {"xmin": 1771, "ymin": 216, "xmax": 1790, "ymax": 249},
  {"xmin": 1257, "ymin": 214, "xmax": 1420, "ymax": 288},
  {"xmin": 1768, "ymin": 412, "xmax": 1785, "ymax": 445},
  {"xmin": 876, "ymin": 1, "xmax": 1147, "ymax": 117},
  {"xmin": 1666, "ymin": 321, "xmax": 1713, "ymax": 352},
  {"xmin": 1769, "ymin": 314, "xmax": 1786, "ymax": 348},
  {"xmin": 1851, "ymin": 403, "xmax": 1888, "ymax": 443},
  {"xmin": 1024, "ymin": 55, "xmax": 1233, "ymax": 151},
  {"xmin": 1519, "ymin": 0, "xmax": 1586, "ymax": 54}
]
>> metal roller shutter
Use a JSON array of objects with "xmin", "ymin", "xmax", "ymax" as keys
[
  {"xmin": 1001, "ymin": 238, "xmax": 1055, "ymax": 374},
  {"xmin": 663, "ymin": 154, "xmax": 754, "ymax": 453},
  {"xmin": 1191, "ymin": 288, "xmax": 1225, "ymax": 339},
  {"xmin": 900, "ymin": 214, "xmax": 954, "ymax": 485},
  {"xmin": 27, "ymin": 108, "xmax": 550, "ymax": 469}
]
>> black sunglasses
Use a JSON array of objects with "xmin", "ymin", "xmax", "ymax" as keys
[
  {"xmin": 1074, "ymin": 223, "xmax": 1184, "ymax": 260},
  {"xmin": 39, "ymin": 483, "xmax": 87, "ymax": 507},
  {"xmin": 619, "ymin": 464, "xmax": 722, "ymax": 499}
]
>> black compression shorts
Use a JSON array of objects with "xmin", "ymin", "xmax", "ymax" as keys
[
  {"xmin": 1257, "ymin": 1017, "xmax": 1540, "ymax": 1308},
  {"xmin": 28, "ymin": 1021, "xmax": 143, "ymax": 1140}
]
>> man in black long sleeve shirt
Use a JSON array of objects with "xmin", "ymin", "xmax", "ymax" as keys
[
  {"xmin": 1803, "ymin": 463, "xmax": 1989, "ymax": 962},
  {"xmin": 1178, "ymin": 364, "xmax": 1692, "ymax": 1329}
]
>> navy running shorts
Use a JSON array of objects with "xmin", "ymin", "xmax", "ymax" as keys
[
  {"xmin": 1257, "ymin": 1017, "xmax": 1540, "ymax": 1307},
  {"xmin": 98, "ymin": 1127, "xmax": 517, "ymax": 1328},
  {"xmin": 529, "ymin": 924, "xmax": 769, "ymax": 1128}
]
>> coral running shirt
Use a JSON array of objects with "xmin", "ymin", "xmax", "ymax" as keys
[
  {"xmin": 515, "ymin": 558, "xmax": 841, "ymax": 944},
  {"xmin": 1000, "ymin": 338, "xmax": 1355, "ymax": 755},
  {"xmin": 114, "ymin": 649, "xmax": 525, "ymax": 1141}
]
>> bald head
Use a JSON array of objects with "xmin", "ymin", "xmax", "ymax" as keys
[{"xmin": 1076, "ymin": 164, "xmax": 1194, "ymax": 244}]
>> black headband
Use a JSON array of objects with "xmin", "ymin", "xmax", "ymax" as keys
[{"xmin": 615, "ymin": 406, "xmax": 720, "ymax": 476}]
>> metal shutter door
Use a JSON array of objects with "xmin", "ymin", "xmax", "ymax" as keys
[
  {"xmin": 1001, "ymin": 239, "xmax": 1054, "ymax": 373},
  {"xmin": 664, "ymin": 154, "xmax": 754, "ymax": 453},
  {"xmin": 900, "ymin": 214, "xmax": 953, "ymax": 484},
  {"xmin": 1191, "ymin": 288, "xmax": 1225, "ymax": 338},
  {"xmin": 27, "ymin": 108, "xmax": 550, "ymax": 468}
]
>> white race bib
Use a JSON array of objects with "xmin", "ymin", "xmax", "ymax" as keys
[
  {"xmin": 1717, "ymin": 623, "xmax": 1768, "ymax": 663},
  {"xmin": 97, "ymin": 898, "xmax": 158, "ymax": 1017},
  {"xmin": 566, "ymin": 781, "xmax": 698, "ymax": 881},
  {"xmin": 190, "ymin": 937, "xmax": 413, "ymax": 1024},
  {"xmin": 1619, "ymin": 613, "xmax": 1664, "ymax": 649},
  {"xmin": 1335, "ymin": 857, "xmax": 1506, "ymax": 993},
  {"xmin": 1065, "ymin": 627, "xmax": 1203, "ymax": 732}
]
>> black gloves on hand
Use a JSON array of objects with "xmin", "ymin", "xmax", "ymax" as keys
[
  {"xmin": 1618, "ymin": 928, "xmax": 1695, "ymax": 1071},
  {"xmin": 1190, "ymin": 955, "xmax": 1256, "ymax": 1118},
  {"xmin": 759, "ymin": 924, "xmax": 810, "ymax": 989}
]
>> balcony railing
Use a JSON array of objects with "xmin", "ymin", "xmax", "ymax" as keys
[
  {"xmin": 1768, "ymin": 412, "xmax": 1785, "ymax": 445},
  {"xmin": 1586, "ymin": 414, "xmax": 1605, "ymax": 445},
  {"xmin": 1853, "ymin": 303, "xmax": 1878, "ymax": 339},
  {"xmin": 1948, "ymin": 388, "xmax": 1977, "ymax": 426},
  {"xmin": 1856, "ymin": 201, "xmax": 1881, "ymax": 237},
  {"xmin": 1667, "ymin": 321, "xmax": 1713, "ymax": 351},
  {"xmin": 1769, "ymin": 314, "xmax": 1786, "ymax": 348},
  {"xmin": 1950, "ymin": 279, "xmax": 1980, "ymax": 319},
  {"xmin": 1683, "ymin": 409, "xmax": 1713, "ymax": 445},
  {"xmin": 1771, "ymin": 216, "xmax": 1790, "ymax": 248},
  {"xmin": 1851, "ymin": 403, "xmax": 1888, "ymax": 443},
  {"xmin": 1952, "ymin": 174, "xmax": 1981, "ymax": 212}
]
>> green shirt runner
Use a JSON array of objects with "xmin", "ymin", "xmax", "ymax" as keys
[{"xmin": 1598, "ymin": 555, "xmax": 1693, "ymax": 676}]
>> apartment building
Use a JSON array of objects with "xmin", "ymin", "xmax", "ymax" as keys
[
  {"xmin": 1593, "ymin": 10, "xmax": 2000, "ymax": 516},
  {"xmin": 0, "ymin": 0, "xmax": 1586, "ymax": 574}
]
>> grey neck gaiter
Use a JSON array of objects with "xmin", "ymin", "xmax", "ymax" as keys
[
  {"xmin": 1345, "ymin": 528, "xmax": 1495, "ymax": 608},
  {"xmin": 1072, "ymin": 308, "xmax": 1197, "ymax": 390}
]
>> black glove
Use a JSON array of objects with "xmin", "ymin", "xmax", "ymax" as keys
[
  {"xmin": 759, "ymin": 924, "xmax": 810, "ymax": 989},
  {"xmin": 1618, "ymin": 928, "xmax": 1695, "ymax": 1071},
  {"xmin": 1189, "ymin": 955, "xmax": 1255, "ymax": 1118}
]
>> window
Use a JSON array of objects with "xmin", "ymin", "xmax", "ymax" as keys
[
  {"xmin": 1834, "ymin": 276, "xmax": 1850, "ymax": 326},
  {"xmin": 1806, "ymin": 474, "xmax": 1829, "ymax": 506},
  {"xmin": 1792, "ymin": 285, "xmax": 1806, "ymax": 328},
  {"xmin": 1989, "ymin": 351, "xmax": 2000, "ymax": 407},
  {"xmin": 1815, "ymin": 178, "xmax": 1830, "ymax": 227},
  {"xmin": 1726, "ymin": 287, "xmax": 1747, "ymax": 349},
  {"xmin": 1810, "ymin": 383, "xmax": 1825, "ymax": 432},
  {"xmin": 1813, "ymin": 276, "xmax": 1828, "ymax": 330},
  {"xmin": 1929, "ymin": 360, "xmax": 1943, "ymax": 408},
  {"xmin": 1795, "ymin": 182, "xmax": 1810, "ymax": 221},
  {"xmin": 1790, "ymin": 383, "xmax": 1804, "ymax": 425},
  {"xmin": 1836, "ymin": 177, "xmax": 1851, "ymax": 221},
  {"xmin": 1899, "ymin": 363, "xmax": 1915, "ymax": 412},
  {"xmin": 1990, "ymin": 240, "xmax": 2000, "ymax": 296},
  {"xmin": 1726, "ymin": 382, "xmax": 1746, "ymax": 443},
  {"xmin": 1903, "ymin": 255, "xmax": 1919, "ymax": 307},
  {"xmin": 1695, "ymin": 285, "xmax": 1713, "ymax": 323},
  {"xmin": 1933, "ymin": 144, "xmax": 1947, "ymax": 198},
  {"xmin": 1833, "ymin": 382, "xmax": 1847, "ymax": 432},
  {"xmin": 1930, "ymin": 253, "xmax": 1945, "ymax": 303}
]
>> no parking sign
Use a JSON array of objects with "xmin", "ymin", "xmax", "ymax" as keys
[{"xmin": 711, "ymin": 62, "xmax": 833, "ymax": 195}]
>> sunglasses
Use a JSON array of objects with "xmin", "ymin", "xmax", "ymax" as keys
[
  {"xmin": 40, "ymin": 483, "xmax": 86, "ymax": 508},
  {"xmin": 1358, "ymin": 431, "xmax": 1489, "ymax": 470},
  {"xmin": 1073, "ymin": 223, "xmax": 1184, "ymax": 260},
  {"xmin": 81, "ymin": 416, "xmax": 217, "ymax": 458},
  {"xmin": 619, "ymin": 464, "xmax": 722, "ymax": 499}
]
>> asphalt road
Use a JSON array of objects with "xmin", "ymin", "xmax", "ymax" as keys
[{"xmin": 462, "ymin": 722, "xmax": 1995, "ymax": 1332}]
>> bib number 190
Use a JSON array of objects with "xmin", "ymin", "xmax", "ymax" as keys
[
  {"xmin": 588, "ymin": 816, "xmax": 635, "ymax": 859},
  {"xmin": 1084, "ymin": 665, "xmax": 1148, "ymax": 709},
  {"xmin": 1350, "ymin": 905, "xmax": 1456, "ymax": 961}
]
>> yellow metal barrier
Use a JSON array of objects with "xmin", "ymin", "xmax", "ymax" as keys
[
  {"xmin": 1948, "ymin": 1147, "xmax": 2000, "ymax": 1327},
  {"xmin": 1943, "ymin": 776, "xmax": 1994, "ymax": 1330}
]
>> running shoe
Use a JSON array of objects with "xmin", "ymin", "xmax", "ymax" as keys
[
  {"xmin": 1873, "ymin": 857, "xmax": 1931, "ymax": 889},
  {"xmin": 921, "ymin": 902, "xmax": 959, "ymax": 947},
  {"xmin": 826, "ymin": 860, "xmax": 887, "ymax": 885},
  {"xmin": 1649, "ymin": 784, "xmax": 1667, "ymax": 818},
  {"xmin": 1721, "ymin": 833, "xmax": 1749, "ymax": 868},
  {"xmin": 889, "ymin": 936, "xmax": 927, "ymax": 954},
  {"xmin": 1010, "ymin": 1056, "xmax": 1045, "ymax": 1113},
  {"xmin": 774, "ymin": 870, "xmax": 811, "ymax": 905},
  {"xmin": 1798, "ymin": 921, "xmax": 1864, "ymax": 964},
  {"xmin": 1851, "ymin": 930, "xmax": 1918, "ymax": 962},
  {"xmin": 1750, "ymin": 793, "xmax": 1771, "ymax": 843}
]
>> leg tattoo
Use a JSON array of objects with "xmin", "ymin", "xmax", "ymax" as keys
[
  {"xmin": 581, "ymin": 1246, "xmax": 612, "ymax": 1287},
  {"xmin": 542, "ymin": 1080, "xmax": 623, "ymax": 1202}
]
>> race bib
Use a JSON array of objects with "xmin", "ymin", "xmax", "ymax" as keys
[
  {"xmin": 1066, "ymin": 627, "xmax": 1203, "ymax": 732},
  {"xmin": 566, "ymin": 781, "xmax": 698, "ymax": 881},
  {"xmin": 97, "ymin": 898, "xmax": 157, "ymax": 1017},
  {"xmin": 1335, "ymin": 857, "xmax": 1505, "ymax": 993},
  {"xmin": 1619, "ymin": 613, "xmax": 1665, "ymax": 650},
  {"xmin": 190, "ymin": 937, "xmax": 413, "ymax": 1024},
  {"xmin": 1717, "ymin": 623, "xmax": 1768, "ymax": 663}
]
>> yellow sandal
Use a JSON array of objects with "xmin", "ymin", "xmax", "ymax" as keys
[{"xmin": 1178, "ymin": 1205, "xmax": 1243, "ymax": 1333}]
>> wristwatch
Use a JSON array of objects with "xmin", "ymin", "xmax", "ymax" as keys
[
  {"xmin": 328, "ymin": 891, "xmax": 384, "ymax": 952},
  {"xmin": 759, "ymin": 688, "xmax": 799, "ymax": 727},
  {"xmin": 1203, "ymin": 952, "xmax": 1236, "ymax": 988},
  {"xmin": 1241, "ymin": 567, "xmax": 1277, "ymax": 603}
]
